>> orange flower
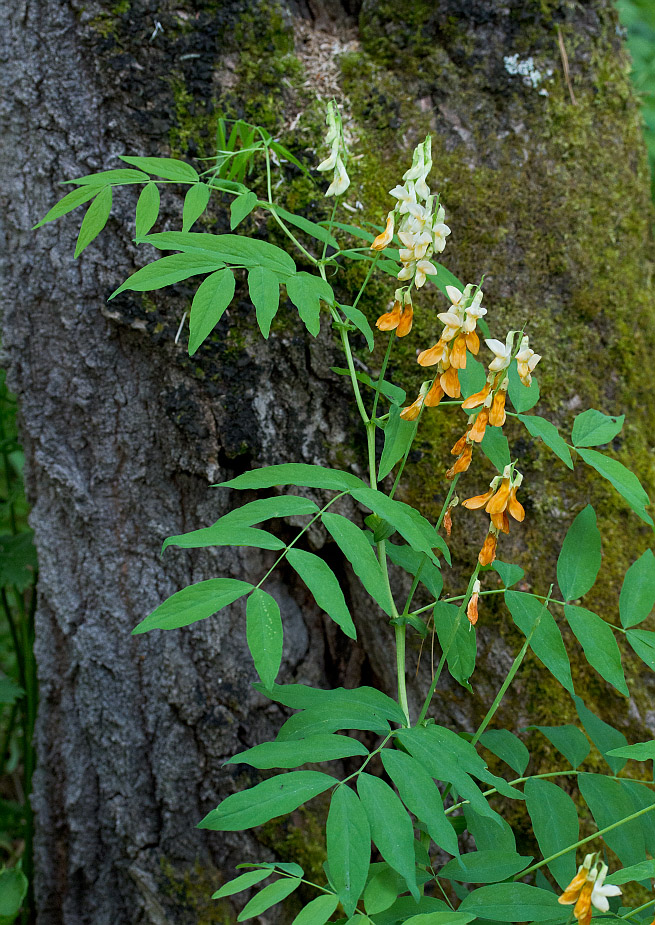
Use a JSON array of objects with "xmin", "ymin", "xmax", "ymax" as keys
[
  {"xmin": 396, "ymin": 302, "xmax": 414, "ymax": 337},
  {"xmin": 467, "ymin": 579, "xmax": 480, "ymax": 625},
  {"xmin": 451, "ymin": 430, "xmax": 470, "ymax": 456},
  {"xmin": 446, "ymin": 444, "xmax": 472, "ymax": 479},
  {"xmin": 489, "ymin": 389, "xmax": 507, "ymax": 427},
  {"xmin": 443, "ymin": 508, "xmax": 453, "ymax": 537},
  {"xmin": 508, "ymin": 485, "xmax": 525, "ymax": 521},
  {"xmin": 478, "ymin": 530, "xmax": 498, "ymax": 565},
  {"xmin": 486, "ymin": 478, "xmax": 511, "ymax": 514},
  {"xmin": 461, "ymin": 382, "xmax": 492, "ymax": 410},
  {"xmin": 462, "ymin": 488, "xmax": 494, "ymax": 509},
  {"xmin": 468, "ymin": 408, "xmax": 489, "ymax": 443},
  {"xmin": 418, "ymin": 340, "xmax": 448, "ymax": 367},
  {"xmin": 440, "ymin": 365, "xmax": 461, "ymax": 398},
  {"xmin": 425, "ymin": 379, "xmax": 444, "ymax": 407},
  {"xmin": 371, "ymin": 212, "xmax": 395, "ymax": 251},
  {"xmin": 400, "ymin": 392, "xmax": 424, "ymax": 421},
  {"xmin": 466, "ymin": 330, "xmax": 480, "ymax": 354},
  {"xmin": 573, "ymin": 881, "xmax": 594, "ymax": 925},
  {"xmin": 450, "ymin": 334, "xmax": 468, "ymax": 369},
  {"xmin": 376, "ymin": 300, "xmax": 402, "ymax": 332}
]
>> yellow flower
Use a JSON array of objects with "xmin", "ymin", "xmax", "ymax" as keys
[
  {"xmin": 558, "ymin": 857, "xmax": 621, "ymax": 925},
  {"xmin": 371, "ymin": 213, "xmax": 395, "ymax": 251}
]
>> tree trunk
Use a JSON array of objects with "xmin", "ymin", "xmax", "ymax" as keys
[{"xmin": 2, "ymin": 0, "xmax": 654, "ymax": 922}]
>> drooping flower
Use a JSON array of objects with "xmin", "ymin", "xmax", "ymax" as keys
[
  {"xmin": 462, "ymin": 466, "xmax": 525, "ymax": 561},
  {"xmin": 486, "ymin": 331, "xmax": 515, "ymax": 373},
  {"xmin": 467, "ymin": 579, "xmax": 481, "ymax": 625},
  {"xmin": 317, "ymin": 101, "xmax": 350, "ymax": 197},
  {"xmin": 558, "ymin": 856, "xmax": 621, "ymax": 925},
  {"xmin": 376, "ymin": 290, "xmax": 413, "ymax": 338},
  {"xmin": 515, "ymin": 335, "xmax": 541, "ymax": 387},
  {"xmin": 371, "ymin": 213, "xmax": 395, "ymax": 251}
]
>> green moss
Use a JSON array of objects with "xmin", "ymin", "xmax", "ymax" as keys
[
  {"xmin": 159, "ymin": 857, "xmax": 228, "ymax": 924},
  {"xmin": 257, "ymin": 803, "xmax": 328, "ymax": 911}
]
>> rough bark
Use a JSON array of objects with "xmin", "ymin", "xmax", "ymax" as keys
[{"xmin": 1, "ymin": 0, "xmax": 654, "ymax": 923}]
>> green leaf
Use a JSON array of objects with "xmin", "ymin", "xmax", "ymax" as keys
[
  {"xmin": 237, "ymin": 878, "xmax": 302, "ymax": 920},
  {"xmin": 459, "ymin": 357, "xmax": 486, "ymax": 399},
  {"xmin": 507, "ymin": 361, "xmax": 540, "ymax": 412},
  {"xmin": 66, "ymin": 167, "xmax": 151, "ymax": 186},
  {"xmin": 163, "ymin": 524, "xmax": 283, "ymax": 553},
  {"xmin": 287, "ymin": 548, "xmax": 356, "ymax": 639},
  {"xmin": 228, "ymin": 734, "xmax": 369, "ymax": 769},
  {"xmin": 0, "ymin": 868, "xmax": 28, "ymax": 921},
  {"xmin": 492, "ymin": 561, "xmax": 524, "ymax": 589},
  {"xmin": 141, "ymin": 231, "xmax": 297, "ymax": 277},
  {"xmin": 202, "ymin": 495, "xmax": 319, "ymax": 532},
  {"xmin": 109, "ymin": 253, "xmax": 226, "ymax": 299},
  {"xmin": 239, "ymin": 861, "xmax": 304, "ymax": 877},
  {"xmin": 322, "ymin": 513, "xmax": 391, "ymax": 616},
  {"xmin": 459, "ymin": 883, "xmax": 561, "ymax": 922},
  {"xmin": 259, "ymin": 682, "xmax": 406, "ymax": 724},
  {"xmin": 350, "ymin": 487, "xmax": 448, "ymax": 567},
  {"xmin": 404, "ymin": 914, "xmax": 474, "ymax": 925},
  {"xmin": 578, "ymin": 773, "xmax": 647, "ymax": 866},
  {"xmin": 182, "ymin": 183, "xmax": 211, "ymax": 232},
  {"xmin": 397, "ymin": 727, "xmax": 502, "ymax": 825},
  {"xmin": 378, "ymin": 405, "xmax": 417, "ymax": 481},
  {"xmin": 480, "ymin": 427, "xmax": 511, "ymax": 472},
  {"xmin": 575, "ymin": 447, "xmax": 653, "ymax": 525},
  {"xmin": 135, "ymin": 181, "xmax": 160, "ymax": 238},
  {"xmin": 529, "ymin": 724, "xmax": 590, "ymax": 768},
  {"xmin": 199, "ymin": 770, "xmax": 337, "ymax": 831},
  {"xmin": 524, "ymin": 779, "xmax": 578, "ymax": 889},
  {"xmin": 217, "ymin": 463, "xmax": 364, "ymax": 493},
  {"xmin": 619, "ymin": 549, "xmax": 655, "ymax": 628},
  {"xmin": 212, "ymin": 869, "xmax": 271, "ymax": 899},
  {"xmin": 327, "ymin": 785, "xmax": 370, "ymax": 916},
  {"xmin": 119, "ymin": 155, "xmax": 199, "ymax": 182},
  {"xmin": 557, "ymin": 505, "xmax": 602, "ymax": 601},
  {"xmin": 0, "ymin": 532, "xmax": 37, "ymax": 591},
  {"xmin": 275, "ymin": 206, "xmax": 339, "ymax": 249},
  {"xmin": 574, "ymin": 695, "xmax": 628, "ymax": 774},
  {"xmin": 504, "ymin": 591, "xmax": 574, "ymax": 694},
  {"xmin": 269, "ymin": 141, "xmax": 312, "ymax": 177},
  {"xmin": 605, "ymin": 859, "xmax": 655, "ymax": 885},
  {"xmin": 188, "ymin": 268, "xmax": 236, "ymax": 355},
  {"xmin": 33, "ymin": 184, "xmax": 99, "ymax": 229},
  {"xmin": 620, "ymin": 780, "xmax": 655, "ymax": 856},
  {"xmin": 439, "ymin": 850, "xmax": 531, "ymax": 884},
  {"xmin": 248, "ymin": 266, "xmax": 280, "ymax": 338},
  {"xmin": 463, "ymin": 804, "xmax": 516, "ymax": 853},
  {"xmin": 0, "ymin": 675, "xmax": 24, "ymax": 705},
  {"xmin": 627, "ymin": 628, "xmax": 655, "ymax": 670},
  {"xmin": 518, "ymin": 414, "xmax": 573, "ymax": 469},
  {"xmin": 571, "ymin": 409, "xmax": 625, "ymax": 447},
  {"xmin": 384, "ymin": 543, "xmax": 443, "ymax": 599},
  {"xmin": 564, "ymin": 605, "xmax": 628, "ymax": 695},
  {"xmin": 286, "ymin": 273, "xmax": 334, "ymax": 336},
  {"xmin": 478, "ymin": 730, "xmax": 529, "ymax": 775},
  {"xmin": 246, "ymin": 589, "xmax": 283, "ymax": 690},
  {"xmin": 607, "ymin": 740, "xmax": 655, "ymax": 761},
  {"xmin": 133, "ymin": 578, "xmax": 253, "ymax": 634},
  {"xmin": 380, "ymin": 749, "xmax": 460, "ymax": 856},
  {"xmin": 291, "ymin": 894, "xmax": 339, "ymax": 925},
  {"xmin": 339, "ymin": 304, "xmax": 375, "ymax": 351},
  {"xmin": 357, "ymin": 773, "xmax": 419, "ymax": 901},
  {"xmin": 372, "ymin": 897, "xmax": 449, "ymax": 925},
  {"xmin": 230, "ymin": 191, "xmax": 258, "ymax": 230},
  {"xmin": 74, "ymin": 186, "xmax": 112, "ymax": 257},
  {"xmin": 364, "ymin": 867, "xmax": 405, "ymax": 915},
  {"xmin": 433, "ymin": 602, "xmax": 476, "ymax": 691},
  {"xmin": 275, "ymin": 704, "xmax": 390, "ymax": 741}
]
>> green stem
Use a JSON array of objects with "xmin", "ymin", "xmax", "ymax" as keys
[
  {"xmin": 620, "ymin": 899, "xmax": 655, "ymax": 920},
  {"xmin": 371, "ymin": 335, "xmax": 394, "ymax": 422},
  {"xmin": 255, "ymin": 492, "xmax": 348, "ymax": 591},
  {"xmin": 338, "ymin": 732, "xmax": 395, "ymax": 787},
  {"xmin": 516, "ymin": 803, "xmax": 655, "ymax": 880},
  {"xmin": 470, "ymin": 586, "xmax": 553, "ymax": 747},
  {"xmin": 416, "ymin": 562, "xmax": 481, "ymax": 726},
  {"xmin": 335, "ymin": 310, "xmax": 369, "ymax": 427}
]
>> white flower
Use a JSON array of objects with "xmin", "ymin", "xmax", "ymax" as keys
[
  {"xmin": 486, "ymin": 332, "xmax": 514, "ymax": 371},
  {"xmin": 326, "ymin": 156, "xmax": 350, "ymax": 197},
  {"xmin": 590, "ymin": 865, "xmax": 621, "ymax": 913},
  {"xmin": 317, "ymin": 141, "xmax": 339, "ymax": 173},
  {"xmin": 414, "ymin": 174, "xmax": 431, "ymax": 200},
  {"xmin": 397, "ymin": 262, "xmax": 415, "ymax": 281},
  {"xmin": 415, "ymin": 259, "xmax": 437, "ymax": 288},
  {"xmin": 432, "ymin": 222, "xmax": 451, "ymax": 253},
  {"xmin": 389, "ymin": 183, "xmax": 417, "ymax": 214},
  {"xmin": 515, "ymin": 335, "xmax": 541, "ymax": 386},
  {"xmin": 445, "ymin": 285, "xmax": 467, "ymax": 309}
]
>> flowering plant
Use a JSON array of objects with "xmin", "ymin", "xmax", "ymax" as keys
[{"xmin": 37, "ymin": 104, "xmax": 655, "ymax": 925}]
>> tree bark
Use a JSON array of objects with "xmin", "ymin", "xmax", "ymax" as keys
[{"xmin": 1, "ymin": 0, "xmax": 654, "ymax": 923}]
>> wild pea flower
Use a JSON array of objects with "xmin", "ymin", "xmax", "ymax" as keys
[
  {"xmin": 462, "ymin": 465, "xmax": 525, "ymax": 565},
  {"xmin": 467, "ymin": 579, "xmax": 481, "ymax": 625},
  {"xmin": 376, "ymin": 289, "xmax": 414, "ymax": 338},
  {"xmin": 558, "ymin": 856, "xmax": 621, "ymax": 925},
  {"xmin": 516, "ymin": 335, "xmax": 541, "ymax": 386},
  {"xmin": 376, "ymin": 137, "xmax": 451, "ymax": 291},
  {"xmin": 317, "ymin": 101, "xmax": 350, "ymax": 197}
]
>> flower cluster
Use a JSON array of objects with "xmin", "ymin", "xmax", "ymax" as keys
[
  {"xmin": 558, "ymin": 855, "xmax": 621, "ymax": 925},
  {"xmin": 372, "ymin": 137, "xmax": 450, "ymax": 291},
  {"xmin": 462, "ymin": 465, "xmax": 525, "ymax": 565},
  {"xmin": 317, "ymin": 101, "xmax": 350, "ymax": 197}
]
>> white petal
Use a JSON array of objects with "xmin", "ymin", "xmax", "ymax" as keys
[
  {"xmin": 417, "ymin": 260, "xmax": 437, "ymax": 276},
  {"xmin": 485, "ymin": 338, "xmax": 509, "ymax": 357},
  {"xmin": 446, "ymin": 285, "xmax": 463, "ymax": 304},
  {"xmin": 414, "ymin": 176, "xmax": 430, "ymax": 200},
  {"xmin": 398, "ymin": 231, "xmax": 416, "ymax": 247},
  {"xmin": 437, "ymin": 311, "xmax": 462, "ymax": 326},
  {"xmin": 415, "ymin": 269, "xmax": 426, "ymax": 288}
]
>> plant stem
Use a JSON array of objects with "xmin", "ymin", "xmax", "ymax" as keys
[
  {"xmin": 470, "ymin": 585, "xmax": 553, "ymax": 747},
  {"xmin": 416, "ymin": 561, "xmax": 481, "ymax": 726},
  {"xmin": 371, "ymin": 335, "xmax": 394, "ymax": 422}
]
